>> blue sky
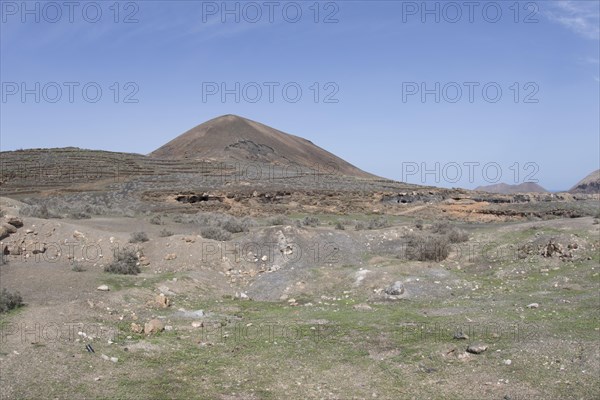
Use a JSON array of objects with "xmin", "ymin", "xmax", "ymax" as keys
[{"xmin": 1, "ymin": 0, "xmax": 598, "ymax": 190}]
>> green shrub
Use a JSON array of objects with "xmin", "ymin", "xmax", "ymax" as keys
[
  {"xmin": 431, "ymin": 222, "xmax": 450, "ymax": 234},
  {"xmin": 20, "ymin": 204, "xmax": 50, "ymax": 219},
  {"xmin": 367, "ymin": 217, "xmax": 390, "ymax": 230},
  {"xmin": 105, "ymin": 248, "xmax": 140, "ymax": 275},
  {"xmin": 159, "ymin": 228, "xmax": 173, "ymax": 237},
  {"xmin": 268, "ymin": 216, "xmax": 288, "ymax": 226},
  {"xmin": 149, "ymin": 215, "xmax": 163, "ymax": 225},
  {"xmin": 448, "ymin": 228, "xmax": 469, "ymax": 243},
  {"xmin": 69, "ymin": 211, "xmax": 91, "ymax": 220},
  {"xmin": 404, "ymin": 234, "xmax": 450, "ymax": 262},
  {"xmin": 129, "ymin": 231, "xmax": 149, "ymax": 243},
  {"xmin": 355, "ymin": 218, "xmax": 389, "ymax": 231},
  {"xmin": 430, "ymin": 222, "xmax": 468, "ymax": 243},
  {"xmin": 201, "ymin": 226, "xmax": 231, "ymax": 241},
  {"xmin": 172, "ymin": 214, "xmax": 186, "ymax": 224},
  {"xmin": 302, "ymin": 216, "xmax": 320, "ymax": 227},
  {"xmin": 0, "ymin": 288, "xmax": 23, "ymax": 313},
  {"xmin": 71, "ymin": 261, "xmax": 85, "ymax": 272},
  {"xmin": 221, "ymin": 218, "xmax": 248, "ymax": 233}
]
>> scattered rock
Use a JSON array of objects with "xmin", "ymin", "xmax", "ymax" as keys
[
  {"xmin": 144, "ymin": 319, "xmax": 164, "ymax": 335},
  {"xmin": 100, "ymin": 354, "xmax": 118, "ymax": 363},
  {"xmin": 282, "ymin": 245, "xmax": 293, "ymax": 255},
  {"xmin": 453, "ymin": 331, "xmax": 469, "ymax": 340},
  {"xmin": 31, "ymin": 245, "xmax": 46, "ymax": 254},
  {"xmin": 164, "ymin": 253, "xmax": 177, "ymax": 261},
  {"xmin": 97, "ymin": 285, "xmax": 110, "ymax": 291},
  {"xmin": 25, "ymin": 229, "xmax": 34, "ymax": 234},
  {"xmin": 156, "ymin": 294, "xmax": 170, "ymax": 308},
  {"xmin": 526, "ymin": 303, "xmax": 539, "ymax": 309},
  {"xmin": 353, "ymin": 303, "xmax": 373, "ymax": 311},
  {"xmin": 384, "ymin": 281, "xmax": 405, "ymax": 297},
  {"xmin": 503, "ymin": 359, "xmax": 512, "ymax": 365},
  {"xmin": 158, "ymin": 286, "xmax": 176, "ymax": 296},
  {"xmin": 191, "ymin": 321, "xmax": 203, "ymax": 328},
  {"xmin": 5, "ymin": 215, "xmax": 23, "ymax": 228},
  {"xmin": 466, "ymin": 343, "xmax": 488, "ymax": 354},
  {"xmin": 130, "ymin": 323, "xmax": 143, "ymax": 334},
  {"xmin": 235, "ymin": 292, "xmax": 249, "ymax": 300},
  {"xmin": 73, "ymin": 230, "xmax": 85, "ymax": 239}
]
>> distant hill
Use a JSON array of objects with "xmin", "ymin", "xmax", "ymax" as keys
[
  {"xmin": 475, "ymin": 182, "xmax": 548, "ymax": 194},
  {"xmin": 150, "ymin": 114, "xmax": 376, "ymax": 179},
  {"xmin": 569, "ymin": 170, "xmax": 600, "ymax": 194}
]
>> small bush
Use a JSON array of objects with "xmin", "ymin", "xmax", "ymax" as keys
[
  {"xmin": 69, "ymin": 212, "xmax": 91, "ymax": 220},
  {"xmin": 129, "ymin": 231, "xmax": 149, "ymax": 243},
  {"xmin": 221, "ymin": 218, "xmax": 248, "ymax": 233},
  {"xmin": 0, "ymin": 288, "xmax": 23, "ymax": 313},
  {"xmin": 268, "ymin": 216, "xmax": 288, "ymax": 226},
  {"xmin": 415, "ymin": 220, "xmax": 424, "ymax": 230},
  {"xmin": 431, "ymin": 222, "xmax": 450, "ymax": 234},
  {"xmin": 159, "ymin": 228, "xmax": 173, "ymax": 237},
  {"xmin": 20, "ymin": 204, "xmax": 49, "ymax": 219},
  {"xmin": 302, "ymin": 216, "xmax": 319, "ymax": 227},
  {"xmin": 172, "ymin": 214, "xmax": 185, "ymax": 224},
  {"xmin": 355, "ymin": 218, "xmax": 389, "ymax": 231},
  {"xmin": 429, "ymin": 222, "xmax": 468, "ymax": 243},
  {"xmin": 355, "ymin": 221, "xmax": 367, "ymax": 231},
  {"xmin": 201, "ymin": 226, "xmax": 231, "ymax": 241},
  {"xmin": 448, "ymin": 228, "xmax": 469, "ymax": 243},
  {"xmin": 105, "ymin": 248, "xmax": 140, "ymax": 275},
  {"xmin": 404, "ymin": 234, "xmax": 450, "ymax": 262},
  {"xmin": 149, "ymin": 215, "xmax": 163, "ymax": 225},
  {"xmin": 335, "ymin": 221, "xmax": 345, "ymax": 230},
  {"xmin": 367, "ymin": 217, "xmax": 390, "ymax": 230},
  {"xmin": 71, "ymin": 261, "xmax": 85, "ymax": 272}
]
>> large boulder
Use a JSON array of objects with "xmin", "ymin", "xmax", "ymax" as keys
[{"xmin": 0, "ymin": 224, "xmax": 15, "ymax": 240}]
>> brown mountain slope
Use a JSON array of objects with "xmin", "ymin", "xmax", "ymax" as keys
[
  {"xmin": 149, "ymin": 114, "xmax": 376, "ymax": 178},
  {"xmin": 569, "ymin": 169, "xmax": 600, "ymax": 194},
  {"xmin": 475, "ymin": 182, "xmax": 548, "ymax": 194}
]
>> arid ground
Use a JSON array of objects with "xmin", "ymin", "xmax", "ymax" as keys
[{"xmin": 1, "ymin": 119, "xmax": 599, "ymax": 399}]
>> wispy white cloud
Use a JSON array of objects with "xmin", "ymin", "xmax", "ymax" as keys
[{"xmin": 545, "ymin": 0, "xmax": 600, "ymax": 40}]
